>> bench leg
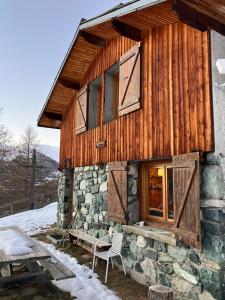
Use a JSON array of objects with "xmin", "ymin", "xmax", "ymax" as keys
[
  {"xmin": 111, "ymin": 257, "xmax": 114, "ymax": 269},
  {"xmin": 105, "ymin": 259, "xmax": 109, "ymax": 284},
  {"xmin": 92, "ymin": 254, "xmax": 96, "ymax": 271},
  {"xmin": 1, "ymin": 264, "xmax": 11, "ymax": 277}
]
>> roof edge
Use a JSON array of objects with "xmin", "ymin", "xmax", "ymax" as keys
[
  {"xmin": 37, "ymin": 0, "xmax": 167, "ymax": 127},
  {"xmin": 80, "ymin": 0, "xmax": 166, "ymax": 29}
]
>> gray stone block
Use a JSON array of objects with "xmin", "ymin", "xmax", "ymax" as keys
[
  {"xmin": 135, "ymin": 263, "xmax": 143, "ymax": 273},
  {"xmin": 168, "ymin": 246, "xmax": 187, "ymax": 263},
  {"xmin": 203, "ymin": 207, "xmax": 225, "ymax": 222},
  {"xmin": 128, "ymin": 163, "xmax": 138, "ymax": 178},
  {"xmin": 189, "ymin": 250, "xmax": 201, "ymax": 265},
  {"xmin": 202, "ymin": 165, "xmax": 225, "ymax": 199},
  {"xmin": 198, "ymin": 268, "xmax": 224, "ymax": 300},
  {"xmin": 202, "ymin": 219, "xmax": 225, "ymax": 235},
  {"xmin": 153, "ymin": 241, "xmax": 167, "ymax": 252},
  {"xmin": 143, "ymin": 248, "xmax": 158, "ymax": 261},
  {"xmin": 90, "ymin": 185, "xmax": 99, "ymax": 194},
  {"xmin": 158, "ymin": 261, "xmax": 173, "ymax": 275},
  {"xmin": 203, "ymin": 232, "xmax": 225, "ymax": 253},
  {"xmin": 159, "ymin": 272, "xmax": 171, "ymax": 287}
]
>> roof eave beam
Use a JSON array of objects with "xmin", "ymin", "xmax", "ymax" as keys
[
  {"xmin": 173, "ymin": 0, "xmax": 225, "ymax": 36},
  {"xmin": 44, "ymin": 112, "xmax": 62, "ymax": 121},
  {"xmin": 59, "ymin": 78, "xmax": 80, "ymax": 90},
  {"xmin": 80, "ymin": 31, "xmax": 106, "ymax": 48},
  {"xmin": 112, "ymin": 18, "xmax": 142, "ymax": 42}
]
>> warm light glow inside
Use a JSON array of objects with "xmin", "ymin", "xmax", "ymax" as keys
[{"xmin": 157, "ymin": 168, "xmax": 163, "ymax": 177}]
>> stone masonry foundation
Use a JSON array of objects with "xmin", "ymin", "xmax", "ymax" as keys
[{"xmin": 57, "ymin": 160, "xmax": 225, "ymax": 300}]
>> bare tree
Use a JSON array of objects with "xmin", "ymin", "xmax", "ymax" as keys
[
  {"xmin": 0, "ymin": 108, "xmax": 12, "ymax": 161},
  {"xmin": 19, "ymin": 125, "xmax": 40, "ymax": 163}
]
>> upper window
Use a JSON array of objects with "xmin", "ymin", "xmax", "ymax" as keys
[
  {"xmin": 88, "ymin": 76, "xmax": 102, "ymax": 130},
  {"xmin": 75, "ymin": 43, "xmax": 141, "ymax": 135},
  {"xmin": 103, "ymin": 64, "xmax": 119, "ymax": 124},
  {"xmin": 141, "ymin": 162, "xmax": 174, "ymax": 224}
]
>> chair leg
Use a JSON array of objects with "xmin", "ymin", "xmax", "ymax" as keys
[
  {"xmin": 92, "ymin": 255, "xmax": 95, "ymax": 272},
  {"xmin": 111, "ymin": 257, "xmax": 114, "ymax": 269},
  {"xmin": 120, "ymin": 255, "xmax": 126, "ymax": 276},
  {"xmin": 105, "ymin": 259, "xmax": 109, "ymax": 284}
]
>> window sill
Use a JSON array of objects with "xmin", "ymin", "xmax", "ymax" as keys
[{"xmin": 122, "ymin": 225, "xmax": 178, "ymax": 246}]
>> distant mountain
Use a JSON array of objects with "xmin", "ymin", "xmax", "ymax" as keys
[{"xmin": 38, "ymin": 144, "xmax": 59, "ymax": 162}]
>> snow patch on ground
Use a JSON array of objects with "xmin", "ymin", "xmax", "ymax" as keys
[
  {"xmin": 41, "ymin": 242, "xmax": 120, "ymax": 300},
  {"xmin": 0, "ymin": 203, "xmax": 120, "ymax": 299},
  {"xmin": 0, "ymin": 229, "xmax": 34, "ymax": 256},
  {"xmin": 0, "ymin": 202, "xmax": 57, "ymax": 235}
]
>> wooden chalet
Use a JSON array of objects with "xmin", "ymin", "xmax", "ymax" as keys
[{"xmin": 38, "ymin": 1, "xmax": 225, "ymax": 299}]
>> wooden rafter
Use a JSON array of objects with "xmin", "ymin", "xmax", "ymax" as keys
[
  {"xmin": 112, "ymin": 18, "xmax": 142, "ymax": 41},
  {"xmin": 59, "ymin": 78, "xmax": 80, "ymax": 90},
  {"xmin": 173, "ymin": 0, "xmax": 225, "ymax": 35},
  {"xmin": 44, "ymin": 112, "xmax": 62, "ymax": 121},
  {"xmin": 80, "ymin": 31, "xmax": 106, "ymax": 48}
]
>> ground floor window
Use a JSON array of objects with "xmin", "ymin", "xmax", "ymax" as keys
[{"xmin": 141, "ymin": 162, "xmax": 174, "ymax": 224}]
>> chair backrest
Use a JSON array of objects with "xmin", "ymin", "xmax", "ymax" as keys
[{"xmin": 111, "ymin": 232, "xmax": 123, "ymax": 253}]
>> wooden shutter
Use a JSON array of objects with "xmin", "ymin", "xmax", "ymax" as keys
[
  {"xmin": 173, "ymin": 152, "xmax": 201, "ymax": 250},
  {"xmin": 75, "ymin": 85, "xmax": 88, "ymax": 134},
  {"xmin": 108, "ymin": 161, "xmax": 128, "ymax": 224},
  {"xmin": 118, "ymin": 43, "xmax": 141, "ymax": 116}
]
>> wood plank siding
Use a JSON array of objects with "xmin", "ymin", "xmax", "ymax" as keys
[{"xmin": 59, "ymin": 22, "xmax": 213, "ymax": 167}]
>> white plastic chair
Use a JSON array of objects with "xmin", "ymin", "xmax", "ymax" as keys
[{"xmin": 92, "ymin": 232, "xmax": 126, "ymax": 283}]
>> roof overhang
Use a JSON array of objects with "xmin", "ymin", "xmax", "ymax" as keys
[
  {"xmin": 173, "ymin": 0, "xmax": 225, "ymax": 36},
  {"xmin": 38, "ymin": 0, "xmax": 180, "ymax": 129}
]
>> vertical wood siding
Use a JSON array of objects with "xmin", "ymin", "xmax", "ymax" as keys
[{"xmin": 60, "ymin": 22, "xmax": 213, "ymax": 167}]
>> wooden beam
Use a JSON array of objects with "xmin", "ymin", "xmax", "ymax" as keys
[
  {"xmin": 44, "ymin": 112, "xmax": 62, "ymax": 121},
  {"xmin": 173, "ymin": 0, "xmax": 225, "ymax": 36},
  {"xmin": 59, "ymin": 78, "xmax": 80, "ymax": 90},
  {"xmin": 80, "ymin": 31, "xmax": 106, "ymax": 48},
  {"xmin": 112, "ymin": 18, "xmax": 142, "ymax": 41}
]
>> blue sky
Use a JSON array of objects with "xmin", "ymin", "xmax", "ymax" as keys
[{"xmin": 0, "ymin": 0, "xmax": 125, "ymax": 146}]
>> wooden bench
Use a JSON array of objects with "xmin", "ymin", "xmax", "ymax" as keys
[
  {"xmin": 68, "ymin": 229, "xmax": 111, "ymax": 253},
  {"xmin": 38, "ymin": 254, "xmax": 75, "ymax": 281}
]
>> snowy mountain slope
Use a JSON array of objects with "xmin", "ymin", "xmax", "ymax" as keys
[{"xmin": 38, "ymin": 144, "xmax": 59, "ymax": 162}]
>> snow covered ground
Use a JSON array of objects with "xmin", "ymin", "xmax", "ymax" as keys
[
  {"xmin": 0, "ymin": 202, "xmax": 57, "ymax": 235},
  {"xmin": 0, "ymin": 202, "xmax": 120, "ymax": 300},
  {"xmin": 44, "ymin": 242, "xmax": 120, "ymax": 300}
]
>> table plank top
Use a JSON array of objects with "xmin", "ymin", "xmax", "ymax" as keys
[{"xmin": 0, "ymin": 226, "xmax": 51, "ymax": 264}]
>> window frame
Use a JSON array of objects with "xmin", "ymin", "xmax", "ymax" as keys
[
  {"xmin": 140, "ymin": 161, "xmax": 174, "ymax": 226},
  {"xmin": 103, "ymin": 63, "xmax": 119, "ymax": 124},
  {"xmin": 87, "ymin": 76, "xmax": 102, "ymax": 130}
]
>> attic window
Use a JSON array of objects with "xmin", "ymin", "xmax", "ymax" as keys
[
  {"xmin": 103, "ymin": 63, "xmax": 119, "ymax": 124},
  {"xmin": 88, "ymin": 76, "xmax": 102, "ymax": 130}
]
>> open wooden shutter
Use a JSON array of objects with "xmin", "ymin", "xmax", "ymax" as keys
[
  {"xmin": 108, "ymin": 161, "xmax": 128, "ymax": 224},
  {"xmin": 75, "ymin": 85, "xmax": 88, "ymax": 134},
  {"xmin": 173, "ymin": 152, "xmax": 201, "ymax": 250},
  {"xmin": 118, "ymin": 43, "xmax": 141, "ymax": 116}
]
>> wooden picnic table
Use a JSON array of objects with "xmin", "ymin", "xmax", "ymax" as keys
[{"xmin": 0, "ymin": 226, "xmax": 75, "ymax": 286}]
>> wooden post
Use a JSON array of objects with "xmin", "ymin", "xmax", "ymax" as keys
[
  {"xmin": 148, "ymin": 285, "xmax": 173, "ymax": 300},
  {"xmin": 30, "ymin": 148, "xmax": 36, "ymax": 210}
]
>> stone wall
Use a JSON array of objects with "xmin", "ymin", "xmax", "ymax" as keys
[
  {"xmin": 120, "ymin": 229, "xmax": 225, "ymax": 300},
  {"xmin": 57, "ymin": 160, "xmax": 225, "ymax": 299},
  {"xmin": 71, "ymin": 162, "xmax": 139, "ymax": 237},
  {"xmin": 58, "ymin": 169, "xmax": 72, "ymax": 228}
]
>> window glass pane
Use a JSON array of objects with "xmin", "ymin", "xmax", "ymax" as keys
[
  {"xmin": 167, "ymin": 167, "xmax": 174, "ymax": 220},
  {"xmin": 148, "ymin": 167, "xmax": 164, "ymax": 218},
  {"xmin": 88, "ymin": 76, "xmax": 101, "ymax": 129},
  {"xmin": 103, "ymin": 63, "xmax": 119, "ymax": 124}
]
